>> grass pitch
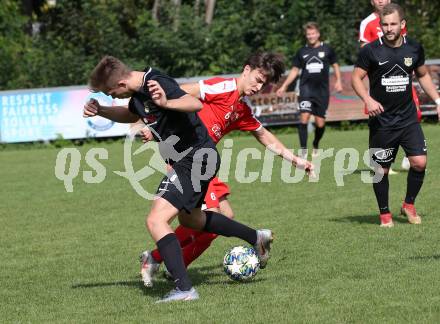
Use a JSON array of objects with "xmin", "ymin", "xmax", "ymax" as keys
[{"xmin": 1, "ymin": 124, "xmax": 440, "ymax": 323}]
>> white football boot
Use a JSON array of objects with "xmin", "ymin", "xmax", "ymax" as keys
[
  {"xmin": 139, "ymin": 250, "xmax": 160, "ymax": 287},
  {"xmin": 253, "ymin": 229, "xmax": 273, "ymax": 269}
]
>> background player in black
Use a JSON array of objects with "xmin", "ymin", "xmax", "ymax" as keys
[
  {"xmin": 83, "ymin": 56, "xmax": 274, "ymax": 302},
  {"xmin": 351, "ymin": 4, "xmax": 440, "ymax": 227},
  {"xmin": 277, "ymin": 22, "xmax": 342, "ymax": 158}
]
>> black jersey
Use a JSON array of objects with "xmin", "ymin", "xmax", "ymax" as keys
[
  {"xmin": 128, "ymin": 68, "xmax": 212, "ymax": 159},
  {"xmin": 292, "ymin": 42, "xmax": 338, "ymax": 99},
  {"xmin": 355, "ymin": 37, "xmax": 425, "ymax": 129}
]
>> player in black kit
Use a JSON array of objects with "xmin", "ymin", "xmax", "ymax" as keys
[
  {"xmin": 277, "ymin": 22, "xmax": 342, "ymax": 158},
  {"xmin": 352, "ymin": 4, "xmax": 440, "ymax": 227},
  {"xmin": 83, "ymin": 56, "xmax": 274, "ymax": 302}
]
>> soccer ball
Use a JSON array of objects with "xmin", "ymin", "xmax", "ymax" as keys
[{"xmin": 223, "ymin": 246, "xmax": 260, "ymax": 281}]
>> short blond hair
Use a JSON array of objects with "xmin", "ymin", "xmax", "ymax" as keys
[
  {"xmin": 303, "ymin": 21, "xmax": 320, "ymax": 33},
  {"xmin": 88, "ymin": 56, "xmax": 132, "ymax": 92},
  {"xmin": 380, "ymin": 3, "xmax": 405, "ymax": 21}
]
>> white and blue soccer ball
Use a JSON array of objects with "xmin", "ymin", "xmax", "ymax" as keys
[{"xmin": 223, "ymin": 246, "xmax": 260, "ymax": 281}]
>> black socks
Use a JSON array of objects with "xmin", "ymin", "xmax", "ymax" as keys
[
  {"xmin": 405, "ymin": 168, "xmax": 425, "ymax": 204},
  {"xmin": 298, "ymin": 123, "xmax": 308, "ymax": 149},
  {"xmin": 203, "ymin": 211, "xmax": 257, "ymax": 245},
  {"xmin": 373, "ymin": 173, "xmax": 390, "ymax": 214},
  {"xmin": 313, "ymin": 126, "xmax": 325, "ymax": 149},
  {"xmin": 156, "ymin": 233, "xmax": 192, "ymax": 291}
]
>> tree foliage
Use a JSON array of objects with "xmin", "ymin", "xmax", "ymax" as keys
[{"xmin": 1, "ymin": 0, "xmax": 439, "ymax": 90}]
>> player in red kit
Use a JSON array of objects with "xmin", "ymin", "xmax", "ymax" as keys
[
  {"xmin": 140, "ymin": 52, "xmax": 314, "ymax": 287},
  {"xmin": 359, "ymin": 0, "xmax": 419, "ymax": 171}
]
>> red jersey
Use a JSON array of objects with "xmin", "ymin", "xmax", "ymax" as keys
[
  {"xmin": 197, "ymin": 77, "xmax": 262, "ymax": 143},
  {"xmin": 359, "ymin": 12, "xmax": 407, "ymax": 43}
]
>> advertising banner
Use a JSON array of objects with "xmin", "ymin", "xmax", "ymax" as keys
[{"xmin": 0, "ymin": 87, "xmax": 129, "ymax": 143}]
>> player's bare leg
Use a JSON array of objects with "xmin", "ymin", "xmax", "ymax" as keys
[
  {"xmin": 145, "ymin": 198, "xmax": 200, "ymax": 302},
  {"xmin": 162, "ymin": 197, "xmax": 235, "ymax": 280},
  {"xmin": 141, "ymin": 198, "xmax": 178, "ymax": 287}
]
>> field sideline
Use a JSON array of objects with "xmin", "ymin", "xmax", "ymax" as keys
[{"xmin": 1, "ymin": 125, "xmax": 439, "ymax": 323}]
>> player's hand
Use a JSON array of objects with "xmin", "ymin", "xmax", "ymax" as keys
[
  {"xmin": 276, "ymin": 86, "xmax": 287, "ymax": 97},
  {"xmin": 139, "ymin": 127, "xmax": 154, "ymax": 143},
  {"xmin": 334, "ymin": 80, "xmax": 343, "ymax": 93},
  {"xmin": 83, "ymin": 98, "xmax": 100, "ymax": 118},
  {"xmin": 147, "ymin": 80, "xmax": 168, "ymax": 108},
  {"xmin": 365, "ymin": 97, "xmax": 384, "ymax": 117},
  {"xmin": 295, "ymin": 157, "xmax": 315, "ymax": 178}
]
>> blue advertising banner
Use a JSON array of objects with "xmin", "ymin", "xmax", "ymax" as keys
[{"xmin": 0, "ymin": 87, "xmax": 130, "ymax": 143}]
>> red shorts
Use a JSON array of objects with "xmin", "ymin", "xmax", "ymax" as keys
[
  {"xmin": 364, "ymin": 85, "xmax": 421, "ymax": 122},
  {"xmin": 203, "ymin": 177, "xmax": 230, "ymax": 209}
]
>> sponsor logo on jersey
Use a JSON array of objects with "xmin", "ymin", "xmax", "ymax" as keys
[
  {"xmin": 142, "ymin": 115, "xmax": 157, "ymax": 125},
  {"xmin": 305, "ymin": 56, "xmax": 324, "ymax": 73},
  {"xmin": 299, "ymin": 100, "xmax": 312, "ymax": 111},
  {"xmin": 318, "ymin": 51, "xmax": 325, "ymax": 58},
  {"xmin": 212, "ymin": 124, "xmax": 222, "ymax": 139},
  {"xmin": 143, "ymin": 99, "xmax": 155, "ymax": 113},
  {"xmin": 404, "ymin": 57, "xmax": 413, "ymax": 67},
  {"xmin": 374, "ymin": 148, "xmax": 395, "ymax": 162},
  {"xmin": 381, "ymin": 64, "xmax": 409, "ymax": 93}
]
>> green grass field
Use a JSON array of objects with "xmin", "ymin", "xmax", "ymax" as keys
[{"xmin": 1, "ymin": 125, "xmax": 440, "ymax": 323}]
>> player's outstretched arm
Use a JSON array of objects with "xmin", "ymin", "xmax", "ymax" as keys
[
  {"xmin": 415, "ymin": 65, "xmax": 440, "ymax": 120},
  {"xmin": 83, "ymin": 99, "xmax": 139, "ymax": 123},
  {"xmin": 351, "ymin": 67, "xmax": 384, "ymax": 116},
  {"xmin": 276, "ymin": 67, "xmax": 299, "ymax": 97},
  {"xmin": 148, "ymin": 80, "xmax": 202, "ymax": 112},
  {"xmin": 252, "ymin": 127, "xmax": 314, "ymax": 174},
  {"xmin": 180, "ymin": 82, "xmax": 201, "ymax": 99}
]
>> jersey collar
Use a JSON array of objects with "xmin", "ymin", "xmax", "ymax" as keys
[{"xmin": 141, "ymin": 67, "xmax": 152, "ymax": 88}]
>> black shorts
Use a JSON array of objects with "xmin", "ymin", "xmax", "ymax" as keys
[
  {"xmin": 298, "ymin": 96, "xmax": 329, "ymax": 118},
  {"xmin": 156, "ymin": 146, "xmax": 220, "ymax": 213},
  {"xmin": 369, "ymin": 122, "xmax": 427, "ymax": 167}
]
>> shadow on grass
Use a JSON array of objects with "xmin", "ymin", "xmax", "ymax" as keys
[
  {"xmin": 409, "ymin": 255, "xmax": 440, "ymax": 261},
  {"xmin": 329, "ymin": 214, "xmax": 408, "ymax": 225},
  {"xmin": 344, "ymin": 169, "xmax": 409, "ymax": 175},
  {"xmin": 71, "ymin": 263, "xmax": 265, "ymax": 298}
]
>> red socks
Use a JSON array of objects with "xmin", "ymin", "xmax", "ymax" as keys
[{"xmin": 150, "ymin": 225, "xmax": 218, "ymax": 267}]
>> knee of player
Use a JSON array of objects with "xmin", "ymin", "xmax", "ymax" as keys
[
  {"xmin": 223, "ymin": 209, "xmax": 234, "ymax": 219},
  {"xmin": 410, "ymin": 161, "xmax": 426, "ymax": 172},
  {"xmin": 409, "ymin": 156, "xmax": 427, "ymax": 171},
  {"xmin": 146, "ymin": 213, "xmax": 161, "ymax": 231}
]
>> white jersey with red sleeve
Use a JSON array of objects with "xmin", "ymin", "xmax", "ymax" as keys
[
  {"xmin": 197, "ymin": 77, "xmax": 262, "ymax": 143},
  {"xmin": 359, "ymin": 12, "xmax": 407, "ymax": 43}
]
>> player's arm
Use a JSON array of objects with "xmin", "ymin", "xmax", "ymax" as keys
[
  {"xmin": 251, "ymin": 127, "xmax": 314, "ymax": 173},
  {"xmin": 180, "ymin": 82, "xmax": 201, "ymax": 99},
  {"xmin": 351, "ymin": 67, "xmax": 384, "ymax": 116},
  {"xmin": 148, "ymin": 80, "xmax": 202, "ymax": 112},
  {"xmin": 83, "ymin": 99, "xmax": 139, "ymax": 123},
  {"xmin": 358, "ymin": 19, "xmax": 372, "ymax": 48},
  {"xmin": 332, "ymin": 63, "xmax": 343, "ymax": 92},
  {"xmin": 415, "ymin": 65, "xmax": 440, "ymax": 120},
  {"xmin": 276, "ymin": 67, "xmax": 300, "ymax": 97}
]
